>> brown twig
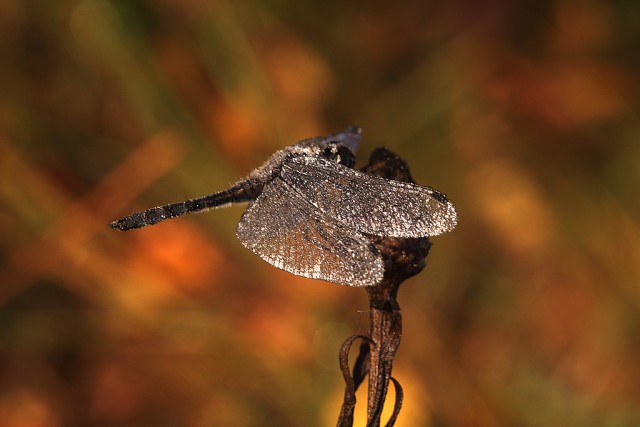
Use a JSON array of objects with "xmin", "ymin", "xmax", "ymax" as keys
[
  {"xmin": 365, "ymin": 282, "xmax": 402, "ymax": 426},
  {"xmin": 337, "ymin": 335, "xmax": 372, "ymax": 427},
  {"xmin": 387, "ymin": 377, "xmax": 404, "ymax": 426},
  {"xmin": 336, "ymin": 148, "xmax": 432, "ymax": 427}
]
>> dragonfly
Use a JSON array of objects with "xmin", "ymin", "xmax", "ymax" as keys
[{"xmin": 109, "ymin": 127, "xmax": 457, "ymax": 287}]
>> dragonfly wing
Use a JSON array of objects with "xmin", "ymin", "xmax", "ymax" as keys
[
  {"xmin": 281, "ymin": 156, "xmax": 458, "ymax": 238},
  {"xmin": 236, "ymin": 178, "xmax": 384, "ymax": 287}
]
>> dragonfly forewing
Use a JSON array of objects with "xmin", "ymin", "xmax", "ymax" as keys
[{"xmin": 281, "ymin": 156, "xmax": 458, "ymax": 238}]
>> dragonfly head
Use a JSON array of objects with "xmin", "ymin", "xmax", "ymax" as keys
[
  {"xmin": 330, "ymin": 126, "xmax": 361, "ymax": 154},
  {"xmin": 323, "ymin": 141, "xmax": 356, "ymax": 168}
]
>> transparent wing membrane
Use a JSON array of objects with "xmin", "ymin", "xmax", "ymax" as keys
[
  {"xmin": 236, "ymin": 178, "xmax": 384, "ymax": 287},
  {"xmin": 281, "ymin": 156, "xmax": 458, "ymax": 238}
]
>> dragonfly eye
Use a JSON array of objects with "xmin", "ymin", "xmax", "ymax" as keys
[{"xmin": 323, "ymin": 142, "xmax": 356, "ymax": 168}]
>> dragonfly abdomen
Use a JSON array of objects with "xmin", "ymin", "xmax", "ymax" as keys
[{"xmin": 109, "ymin": 180, "xmax": 262, "ymax": 231}]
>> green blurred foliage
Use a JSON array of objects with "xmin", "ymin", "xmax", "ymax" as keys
[{"xmin": 1, "ymin": 0, "xmax": 639, "ymax": 426}]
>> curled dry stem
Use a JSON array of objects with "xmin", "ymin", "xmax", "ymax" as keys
[{"xmin": 335, "ymin": 148, "xmax": 432, "ymax": 427}]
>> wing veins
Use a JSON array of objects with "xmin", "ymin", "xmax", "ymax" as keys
[
  {"xmin": 236, "ymin": 178, "xmax": 384, "ymax": 287},
  {"xmin": 281, "ymin": 156, "xmax": 458, "ymax": 237}
]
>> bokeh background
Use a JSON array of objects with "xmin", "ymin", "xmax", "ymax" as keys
[{"xmin": 2, "ymin": 1, "xmax": 640, "ymax": 426}]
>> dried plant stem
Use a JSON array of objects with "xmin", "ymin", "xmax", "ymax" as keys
[
  {"xmin": 365, "ymin": 281, "xmax": 403, "ymax": 426},
  {"xmin": 336, "ymin": 148, "xmax": 433, "ymax": 427}
]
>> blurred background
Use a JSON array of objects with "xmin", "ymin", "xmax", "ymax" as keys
[{"xmin": 1, "ymin": 0, "xmax": 639, "ymax": 426}]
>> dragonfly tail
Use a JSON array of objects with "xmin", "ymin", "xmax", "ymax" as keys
[{"xmin": 109, "ymin": 181, "xmax": 259, "ymax": 231}]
